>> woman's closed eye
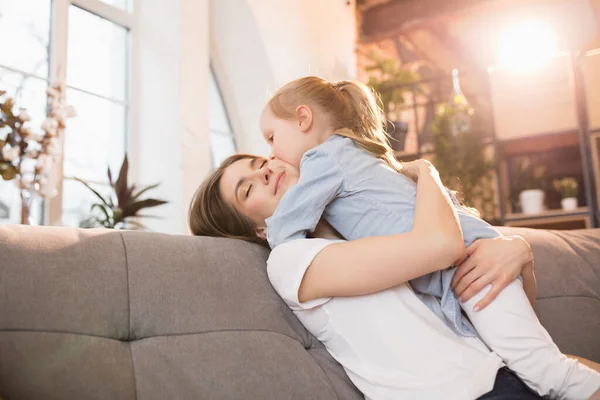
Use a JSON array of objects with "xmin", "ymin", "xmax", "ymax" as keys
[{"xmin": 245, "ymin": 159, "xmax": 268, "ymax": 198}]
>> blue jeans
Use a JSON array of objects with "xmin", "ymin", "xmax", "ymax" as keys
[{"xmin": 478, "ymin": 368, "xmax": 543, "ymax": 399}]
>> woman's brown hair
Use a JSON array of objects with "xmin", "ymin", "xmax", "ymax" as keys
[{"xmin": 188, "ymin": 153, "xmax": 268, "ymax": 246}]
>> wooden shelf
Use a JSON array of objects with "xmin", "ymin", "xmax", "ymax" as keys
[
  {"xmin": 504, "ymin": 207, "xmax": 591, "ymax": 230},
  {"xmin": 387, "ymin": 52, "xmax": 600, "ymax": 231},
  {"xmin": 499, "ymin": 130, "xmax": 579, "ymax": 157},
  {"xmin": 505, "ymin": 207, "xmax": 589, "ymax": 221}
]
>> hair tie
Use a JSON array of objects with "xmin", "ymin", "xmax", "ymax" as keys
[{"xmin": 332, "ymin": 81, "xmax": 346, "ymax": 91}]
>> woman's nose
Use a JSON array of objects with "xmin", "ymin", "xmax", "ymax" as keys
[{"xmin": 259, "ymin": 164, "xmax": 271, "ymax": 184}]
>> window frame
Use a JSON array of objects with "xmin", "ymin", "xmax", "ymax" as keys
[
  {"xmin": 209, "ymin": 65, "xmax": 238, "ymax": 168},
  {"xmin": 46, "ymin": 0, "xmax": 136, "ymax": 225}
]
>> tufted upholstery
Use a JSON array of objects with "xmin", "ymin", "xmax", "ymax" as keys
[
  {"xmin": 1, "ymin": 225, "xmax": 599, "ymax": 399},
  {"xmin": 0, "ymin": 225, "xmax": 361, "ymax": 399}
]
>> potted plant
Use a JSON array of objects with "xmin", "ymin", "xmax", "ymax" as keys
[
  {"xmin": 431, "ymin": 102, "xmax": 497, "ymax": 222},
  {"xmin": 365, "ymin": 51, "xmax": 420, "ymax": 152},
  {"xmin": 76, "ymin": 154, "xmax": 168, "ymax": 229},
  {"xmin": 511, "ymin": 158, "xmax": 547, "ymax": 215},
  {"xmin": 553, "ymin": 178, "xmax": 578, "ymax": 211}
]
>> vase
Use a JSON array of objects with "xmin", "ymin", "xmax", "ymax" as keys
[
  {"xmin": 519, "ymin": 189, "xmax": 545, "ymax": 214},
  {"xmin": 561, "ymin": 197, "xmax": 578, "ymax": 211},
  {"xmin": 20, "ymin": 188, "xmax": 39, "ymax": 225}
]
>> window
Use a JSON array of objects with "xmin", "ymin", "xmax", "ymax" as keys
[
  {"xmin": 209, "ymin": 69, "xmax": 236, "ymax": 168},
  {"xmin": 2, "ymin": 1, "xmax": 228, "ymax": 228},
  {"xmin": 61, "ymin": 5, "xmax": 130, "ymax": 227},
  {"xmin": 0, "ymin": 0, "xmax": 51, "ymax": 224},
  {"xmin": 0, "ymin": 0, "xmax": 134, "ymax": 227}
]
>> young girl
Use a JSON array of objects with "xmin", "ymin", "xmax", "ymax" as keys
[{"xmin": 258, "ymin": 76, "xmax": 600, "ymax": 399}]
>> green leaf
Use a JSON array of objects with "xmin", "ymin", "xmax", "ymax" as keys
[
  {"xmin": 135, "ymin": 214, "xmax": 164, "ymax": 219},
  {"xmin": 115, "ymin": 154, "xmax": 129, "ymax": 207},
  {"xmin": 74, "ymin": 178, "xmax": 111, "ymax": 207},
  {"xmin": 91, "ymin": 203, "xmax": 112, "ymax": 225},
  {"xmin": 112, "ymin": 207, "xmax": 123, "ymax": 226},
  {"xmin": 123, "ymin": 198, "xmax": 168, "ymax": 218},
  {"xmin": 131, "ymin": 183, "xmax": 160, "ymax": 202},
  {"xmin": 107, "ymin": 167, "xmax": 114, "ymax": 188},
  {"xmin": 123, "ymin": 184, "xmax": 136, "ymax": 207}
]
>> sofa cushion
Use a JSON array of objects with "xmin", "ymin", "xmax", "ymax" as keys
[{"xmin": 0, "ymin": 225, "xmax": 361, "ymax": 399}]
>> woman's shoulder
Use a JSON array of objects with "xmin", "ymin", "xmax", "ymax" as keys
[
  {"xmin": 267, "ymin": 238, "xmax": 342, "ymax": 311},
  {"xmin": 267, "ymin": 238, "xmax": 343, "ymax": 270}
]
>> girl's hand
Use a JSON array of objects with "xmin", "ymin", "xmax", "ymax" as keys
[
  {"xmin": 401, "ymin": 159, "xmax": 434, "ymax": 182},
  {"xmin": 450, "ymin": 235, "xmax": 534, "ymax": 311},
  {"xmin": 312, "ymin": 219, "xmax": 343, "ymax": 240}
]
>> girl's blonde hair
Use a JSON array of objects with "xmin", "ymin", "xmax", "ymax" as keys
[
  {"xmin": 188, "ymin": 153, "xmax": 267, "ymax": 246},
  {"xmin": 268, "ymin": 76, "xmax": 404, "ymax": 173}
]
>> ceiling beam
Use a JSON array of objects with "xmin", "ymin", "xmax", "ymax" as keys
[{"xmin": 360, "ymin": 0, "xmax": 490, "ymax": 43}]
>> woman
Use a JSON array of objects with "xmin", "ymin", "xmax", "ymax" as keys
[{"xmin": 189, "ymin": 154, "xmax": 600, "ymax": 400}]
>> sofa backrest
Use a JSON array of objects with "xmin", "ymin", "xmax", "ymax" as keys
[
  {"xmin": 498, "ymin": 226, "xmax": 600, "ymax": 361},
  {"xmin": 3, "ymin": 224, "xmax": 599, "ymax": 399},
  {"xmin": 0, "ymin": 225, "xmax": 362, "ymax": 399}
]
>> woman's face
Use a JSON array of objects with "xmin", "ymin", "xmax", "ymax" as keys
[{"xmin": 220, "ymin": 156, "xmax": 300, "ymax": 228}]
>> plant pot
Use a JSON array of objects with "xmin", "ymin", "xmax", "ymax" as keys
[
  {"xmin": 519, "ymin": 189, "xmax": 545, "ymax": 214},
  {"xmin": 386, "ymin": 120, "xmax": 408, "ymax": 152},
  {"xmin": 561, "ymin": 197, "xmax": 578, "ymax": 211}
]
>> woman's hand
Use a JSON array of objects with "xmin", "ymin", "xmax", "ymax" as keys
[{"xmin": 450, "ymin": 235, "xmax": 534, "ymax": 312}]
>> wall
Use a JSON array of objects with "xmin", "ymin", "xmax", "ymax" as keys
[
  {"xmin": 135, "ymin": 0, "xmax": 210, "ymax": 234},
  {"xmin": 210, "ymin": 0, "xmax": 358, "ymax": 156},
  {"xmin": 134, "ymin": 0, "xmax": 356, "ymax": 234}
]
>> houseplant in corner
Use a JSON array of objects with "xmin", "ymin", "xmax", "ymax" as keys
[
  {"xmin": 365, "ymin": 51, "xmax": 420, "ymax": 152},
  {"xmin": 553, "ymin": 177, "xmax": 578, "ymax": 211},
  {"xmin": 76, "ymin": 154, "xmax": 168, "ymax": 229},
  {"xmin": 431, "ymin": 100, "xmax": 497, "ymax": 222}
]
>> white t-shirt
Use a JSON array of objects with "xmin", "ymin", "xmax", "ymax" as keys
[{"xmin": 267, "ymin": 238, "xmax": 504, "ymax": 400}]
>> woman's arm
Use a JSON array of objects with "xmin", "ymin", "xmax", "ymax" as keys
[
  {"xmin": 451, "ymin": 235, "xmax": 536, "ymax": 311},
  {"xmin": 521, "ymin": 256, "xmax": 536, "ymax": 307},
  {"xmin": 298, "ymin": 160, "xmax": 465, "ymax": 302}
]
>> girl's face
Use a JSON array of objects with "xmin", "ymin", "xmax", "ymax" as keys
[
  {"xmin": 259, "ymin": 105, "xmax": 316, "ymax": 168},
  {"xmin": 220, "ymin": 156, "xmax": 300, "ymax": 230}
]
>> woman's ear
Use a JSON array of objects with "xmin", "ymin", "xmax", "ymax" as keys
[
  {"xmin": 255, "ymin": 227, "xmax": 267, "ymax": 240},
  {"xmin": 295, "ymin": 105, "xmax": 313, "ymax": 133}
]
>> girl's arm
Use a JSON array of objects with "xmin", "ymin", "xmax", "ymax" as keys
[{"xmin": 298, "ymin": 160, "xmax": 465, "ymax": 302}]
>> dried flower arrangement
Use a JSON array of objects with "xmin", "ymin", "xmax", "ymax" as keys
[{"xmin": 0, "ymin": 83, "xmax": 76, "ymax": 223}]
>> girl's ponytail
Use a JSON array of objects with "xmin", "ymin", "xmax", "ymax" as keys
[
  {"xmin": 268, "ymin": 76, "xmax": 404, "ymax": 173},
  {"xmin": 333, "ymin": 81, "xmax": 403, "ymax": 173}
]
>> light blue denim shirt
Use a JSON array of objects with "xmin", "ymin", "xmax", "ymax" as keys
[{"xmin": 266, "ymin": 135, "xmax": 503, "ymax": 337}]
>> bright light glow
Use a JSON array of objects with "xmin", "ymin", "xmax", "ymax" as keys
[{"xmin": 496, "ymin": 21, "xmax": 558, "ymax": 71}]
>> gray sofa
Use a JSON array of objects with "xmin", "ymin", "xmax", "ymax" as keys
[{"xmin": 1, "ymin": 225, "xmax": 599, "ymax": 399}]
